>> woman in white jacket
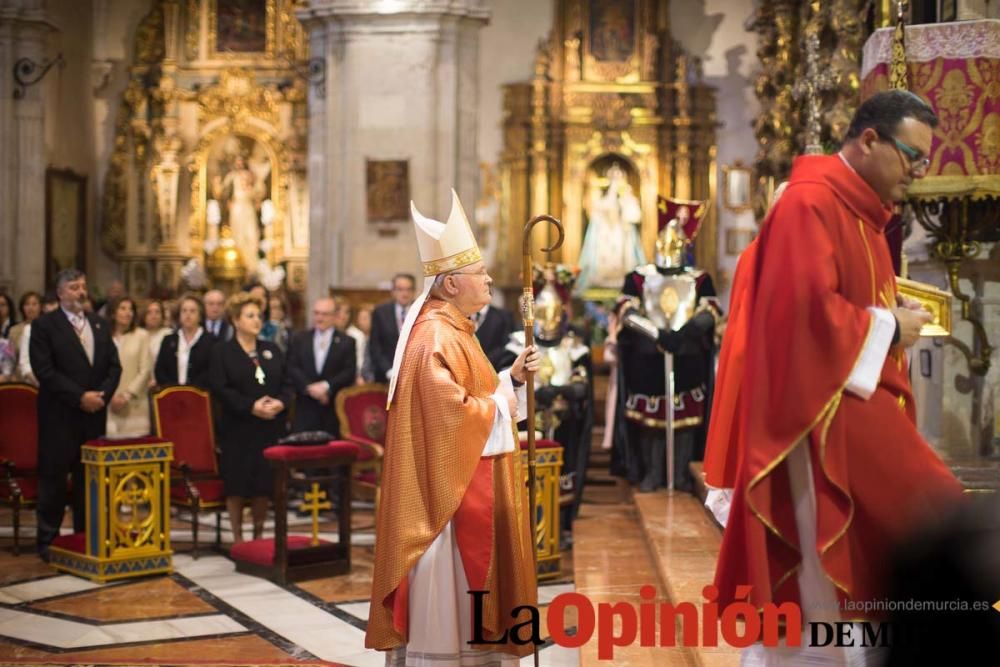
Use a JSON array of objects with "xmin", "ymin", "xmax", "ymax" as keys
[{"xmin": 106, "ymin": 296, "xmax": 152, "ymax": 437}]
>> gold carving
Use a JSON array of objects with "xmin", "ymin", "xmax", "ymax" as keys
[
  {"xmin": 198, "ymin": 68, "xmax": 279, "ymax": 125},
  {"xmin": 134, "ymin": 1, "xmax": 166, "ymax": 64},
  {"xmin": 896, "ymin": 277, "xmax": 952, "ymax": 337},
  {"xmin": 751, "ymin": 0, "xmax": 871, "ymax": 220},
  {"xmin": 498, "ymin": 0, "xmax": 718, "ymax": 285},
  {"xmin": 186, "ymin": 0, "xmax": 200, "ymax": 60},
  {"xmin": 189, "ymin": 122, "xmax": 291, "ymax": 271}
]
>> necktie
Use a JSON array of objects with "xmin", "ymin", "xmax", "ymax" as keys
[
  {"xmin": 70, "ymin": 315, "xmax": 85, "ymax": 339},
  {"xmin": 398, "ymin": 307, "xmax": 407, "ymax": 329}
]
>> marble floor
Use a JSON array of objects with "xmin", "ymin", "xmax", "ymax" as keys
[{"xmin": 0, "ymin": 480, "xmax": 728, "ymax": 666}]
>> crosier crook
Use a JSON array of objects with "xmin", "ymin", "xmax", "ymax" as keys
[{"xmin": 520, "ymin": 214, "xmax": 564, "ymax": 667}]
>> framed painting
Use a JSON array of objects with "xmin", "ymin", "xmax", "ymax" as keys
[
  {"xmin": 588, "ymin": 0, "xmax": 636, "ymax": 63},
  {"xmin": 210, "ymin": 0, "xmax": 273, "ymax": 57},
  {"xmin": 366, "ymin": 160, "xmax": 410, "ymax": 223},
  {"xmin": 722, "ymin": 161, "xmax": 753, "ymax": 213},
  {"xmin": 45, "ymin": 168, "xmax": 87, "ymax": 286}
]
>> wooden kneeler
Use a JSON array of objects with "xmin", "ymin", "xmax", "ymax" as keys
[{"xmin": 229, "ymin": 441, "xmax": 360, "ymax": 584}]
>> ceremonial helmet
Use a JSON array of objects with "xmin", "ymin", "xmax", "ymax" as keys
[
  {"xmin": 532, "ymin": 263, "xmax": 577, "ymax": 343},
  {"xmin": 655, "ymin": 196, "xmax": 708, "ymax": 269}
]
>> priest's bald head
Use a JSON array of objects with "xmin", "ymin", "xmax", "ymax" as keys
[
  {"xmin": 429, "ymin": 261, "xmax": 493, "ymax": 317},
  {"xmin": 842, "ymin": 89, "xmax": 938, "ymax": 204}
]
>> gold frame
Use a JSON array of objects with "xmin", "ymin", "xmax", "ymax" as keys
[
  {"xmin": 722, "ymin": 161, "xmax": 753, "ymax": 213},
  {"xmin": 897, "ymin": 277, "xmax": 953, "ymax": 337},
  {"xmin": 208, "ymin": 0, "xmax": 277, "ymax": 60},
  {"xmin": 582, "ymin": 0, "xmax": 641, "ymax": 83},
  {"xmin": 188, "ymin": 123, "xmax": 290, "ymax": 268}
]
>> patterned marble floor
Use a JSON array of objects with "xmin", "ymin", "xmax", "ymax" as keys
[
  {"xmin": 0, "ymin": 477, "xmax": 721, "ymax": 666},
  {"xmin": 0, "ymin": 507, "xmax": 583, "ymax": 666}
]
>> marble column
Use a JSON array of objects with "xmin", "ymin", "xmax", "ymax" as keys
[
  {"xmin": 298, "ymin": 0, "xmax": 489, "ymax": 305},
  {"xmin": 0, "ymin": 0, "xmax": 51, "ymax": 296}
]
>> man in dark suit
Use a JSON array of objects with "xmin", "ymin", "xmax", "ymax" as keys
[
  {"xmin": 202, "ymin": 289, "xmax": 232, "ymax": 341},
  {"xmin": 368, "ymin": 273, "xmax": 416, "ymax": 383},
  {"xmin": 472, "ymin": 303, "xmax": 518, "ymax": 371},
  {"xmin": 29, "ymin": 268, "xmax": 122, "ymax": 559},
  {"xmin": 287, "ymin": 296, "xmax": 356, "ymax": 436}
]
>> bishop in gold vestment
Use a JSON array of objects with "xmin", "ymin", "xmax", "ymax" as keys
[{"xmin": 365, "ymin": 191, "xmax": 539, "ymax": 664}]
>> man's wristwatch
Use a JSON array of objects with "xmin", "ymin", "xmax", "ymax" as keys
[{"xmin": 511, "ymin": 375, "xmax": 524, "ymax": 388}]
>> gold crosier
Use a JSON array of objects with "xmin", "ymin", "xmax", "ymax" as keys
[{"xmin": 520, "ymin": 215, "xmax": 563, "ymax": 667}]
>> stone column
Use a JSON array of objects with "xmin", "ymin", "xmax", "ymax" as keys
[
  {"xmin": 298, "ymin": 0, "xmax": 489, "ymax": 302},
  {"xmin": 0, "ymin": 0, "xmax": 51, "ymax": 296}
]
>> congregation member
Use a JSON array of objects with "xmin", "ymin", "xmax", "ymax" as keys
[
  {"xmin": 203, "ymin": 289, "xmax": 232, "ymax": 341},
  {"xmin": 287, "ymin": 296, "xmax": 355, "ymax": 436},
  {"xmin": 346, "ymin": 302, "xmax": 372, "ymax": 383},
  {"xmin": 154, "ymin": 294, "xmax": 213, "ymax": 389},
  {"xmin": 367, "ymin": 273, "xmax": 416, "ymax": 383},
  {"xmin": 211, "ymin": 292, "xmax": 292, "ymax": 543},
  {"xmin": 30, "ymin": 269, "xmax": 121, "ymax": 559},
  {"xmin": 106, "ymin": 296, "xmax": 152, "ymax": 436},
  {"xmin": 141, "ymin": 300, "xmax": 173, "ymax": 368},
  {"xmin": 8, "ymin": 291, "xmax": 40, "ymax": 382}
]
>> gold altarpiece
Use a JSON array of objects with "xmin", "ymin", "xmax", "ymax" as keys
[
  {"xmin": 497, "ymin": 0, "xmax": 718, "ymax": 293},
  {"xmin": 101, "ymin": 0, "xmax": 310, "ymax": 297}
]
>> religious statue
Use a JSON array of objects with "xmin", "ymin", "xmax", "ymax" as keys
[
  {"xmin": 211, "ymin": 148, "xmax": 270, "ymax": 273},
  {"xmin": 575, "ymin": 162, "xmax": 646, "ymax": 294}
]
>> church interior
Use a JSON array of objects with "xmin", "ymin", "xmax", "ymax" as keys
[{"xmin": 1, "ymin": 0, "xmax": 999, "ymax": 664}]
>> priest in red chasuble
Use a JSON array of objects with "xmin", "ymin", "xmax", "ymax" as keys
[
  {"xmin": 709, "ymin": 91, "xmax": 965, "ymax": 652},
  {"xmin": 365, "ymin": 190, "xmax": 540, "ymax": 663}
]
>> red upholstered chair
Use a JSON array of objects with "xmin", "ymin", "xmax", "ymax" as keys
[
  {"xmin": 0, "ymin": 384, "xmax": 39, "ymax": 556},
  {"xmin": 335, "ymin": 384, "xmax": 387, "ymax": 517},
  {"xmin": 230, "ymin": 441, "xmax": 361, "ymax": 584},
  {"xmin": 150, "ymin": 385, "xmax": 224, "ymax": 558}
]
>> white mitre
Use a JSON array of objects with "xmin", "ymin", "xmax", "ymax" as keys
[{"xmin": 387, "ymin": 189, "xmax": 481, "ymax": 406}]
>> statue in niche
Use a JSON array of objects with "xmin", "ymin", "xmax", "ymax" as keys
[
  {"xmin": 590, "ymin": 0, "xmax": 635, "ymax": 63},
  {"xmin": 209, "ymin": 135, "xmax": 271, "ymax": 273},
  {"xmin": 575, "ymin": 162, "xmax": 646, "ymax": 294}
]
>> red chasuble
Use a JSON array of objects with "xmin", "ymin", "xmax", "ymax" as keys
[{"xmin": 713, "ymin": 155, "xmax": 964, "ymax": 618}]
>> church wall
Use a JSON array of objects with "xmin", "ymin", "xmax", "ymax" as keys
[
  {"xmin": 89, "ymin": 0, "xmax": 154, "ymax": 291},
  {"xmin": 670, "ymin": 0, "xmax": 759, "ymax": 308},
  {"xmin": 43, "ymin": 0, "xmax": 99, "ymax": 290},
  {"xmin": 474, "ymin": 0, "xmax": 552, "ymax": 279},
  {"xmin": 477, "ymin": 0, "xmax": 553, "ymax": 167}
]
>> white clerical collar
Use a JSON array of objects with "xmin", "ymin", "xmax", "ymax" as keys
[{"xmin": 837, "ymin": 152, "xmax": 858, "ymax": 174}]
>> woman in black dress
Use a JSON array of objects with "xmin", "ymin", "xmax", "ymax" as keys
[
  {"xmin": 154, "ymin": 294, "xmax": 214, "ymax": 388},
  {"xmin": 210, "ymin": 292, "xmax": 291, "ymax": 543}
]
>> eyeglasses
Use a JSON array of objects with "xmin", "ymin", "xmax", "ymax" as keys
[
  {"xmin": 877, "ymin": 131, "xmax": 931, "ymax": 174},
  {"xmin": 450, "ymin": 269, "xmax": 490, "ymax": 279}
]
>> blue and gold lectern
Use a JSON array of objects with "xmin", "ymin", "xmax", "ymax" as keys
[
  {"xmin": 49, "ymin": 437, "xmax": 173, "ymax": 582},
  {"xmin": 520, "ymin": 438, "xmax": 563, "ymax": 581}
]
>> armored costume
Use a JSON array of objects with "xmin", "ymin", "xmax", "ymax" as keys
[
  {"xmin": 610, "ymin": 196, "xmax": 721, "ymax": 492},
  {"xmin": 506, "ymin": 264, "xmax": 593, "ymax": 537}
]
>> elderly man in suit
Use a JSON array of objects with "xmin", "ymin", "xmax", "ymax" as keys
[
  {"xmin": 202, "ymin": 289, "xmax": 232, "ymax": 341},
  {"xmin": 287, "ymin": 296, "xmax": 356, "ymax": 436},
  {"xmin": 29, "ymin": 268, "xmax": 122, "ymax": 560},
  {"xmin": 367, "ymin": 273, "xmax": 416, "ymax": 383}
]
